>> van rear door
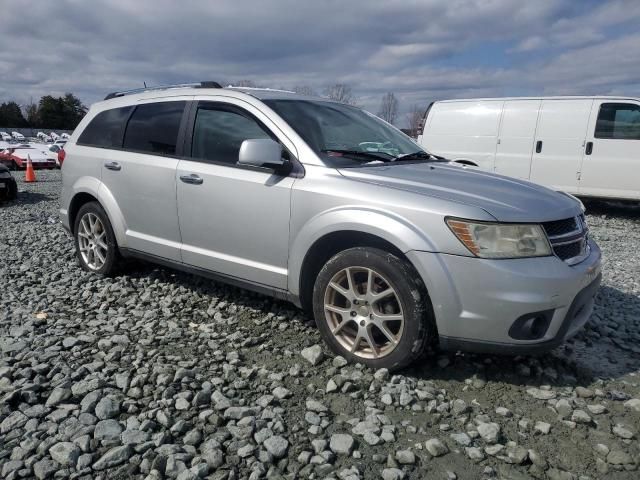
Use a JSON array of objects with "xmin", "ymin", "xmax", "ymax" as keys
[
  {"xmin": 578, "ymin": 100, "xmax": 640, "ymax": 200},
  {"xmin": 494, "ymin": 99, "xmax": 540, "ymax": 179},
  {"xmin": 422, "ymin": 100, "xmax": 502, "ymax": 169},
  {"xmin": 529, "ymin": 99, "xmax": 593, "ymax": 194}
]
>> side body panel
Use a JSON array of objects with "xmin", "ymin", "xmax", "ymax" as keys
[
  {"xmin": 421, "ymin": 100, "xmax": 503, "ymax": 168},
  {"xmin": 494, "ymin": 100, "xmax": 541, "ymax": 179},
  {"xmin": 529, "ymin": 99, "xmax": 593, "ymax": 194}
]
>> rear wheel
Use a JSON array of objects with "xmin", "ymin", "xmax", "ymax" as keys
[
  {"xmin": 312, "ymin": 247, "xmax": 434, "ymax": 370},
  {"xmin": 73, "ymin": 202, "xmax": 120, "ymax": 275}
]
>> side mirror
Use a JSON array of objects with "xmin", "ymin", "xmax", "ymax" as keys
[{"xmin": 238, "ymin": 139, "xmax": 284, "ymax": 170}]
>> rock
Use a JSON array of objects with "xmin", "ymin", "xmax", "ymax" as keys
[
  {"xmin": 534, "ymin": 421, "xmax": 551, "ymax": 434},
  {"xmin": 353, "ymin": 421, "xmax": 381, "ymax": 436},
  {"xmin": 333, "ymin": 356, "xmax": 348, "ymax": 368},
  {"xmin": 306, "ymin": 398, "xmax": 328, "ymax": 413},
  {"xmin": 495, "ymin": 407, "xmax": 511, "ymax": 417},
  {"xmin": 33, "ymin": 458, "xmax": 57, "ymax": 479},
  {"xmin": 49, "ymin": 442, "xmax": 80, "ymax": 467},
  {"xmin": 587, "ymin": 404, "xmax": 607, "ymax": 415},
  {"xmin": 94, "ymin": 419, "xmax": 123, "ymax": 441},
  {"xmin": 301, "ymin": 345, "xmax": 324, "ymax": 365},
  {"xmin": 0, "ymin": 411, "xmax": 28, "ymax": 433},
  {"xmin": 571, "ymin": 409, "xmax": 591, "ymax": 424},
  {"xmin": 575, "ymin": 386, "xmax": 594, "ymax": 398},
  {"xmin": 93, "ymin": 445, "xmax": 132, "ymax": 470},
  {"xmin": 465, "ymin": 447, "xmax": 485, "ymax": 462},
  {"xmin": 395, "ymin": 449, "xmax": 416, "ymax": 464},
  {"xmin": 555, "ymin": 399, "xmax": 573, "ymax": 418},
  {"xmin": 623, "ymin": 398, "xmax": 640, "ymax": 412},
  {"xmin": 607, "ymin": 450, "xmax": 633, "ymax": 465},
  {"xmin": 506, "ymin": 445, "xmax": 529, "ymax": 464},
  {"xmin": 330, "ymin": 434, "xmax": 355, "ymax": 455},
  {"xmin": 45, "ymin": 387, "xmax": 71, "ymax": 407},
  {"xmin": 381, "ymin": 468, "xmax": 405, "ymax": 480},
  {"xmin": 273, "ymin": 386, "xmax": 292, "ymax": 399},
  {"xmin": 425, "ymin": 438, "xmax": 449, "ymax": 457},
  {"xmin": 95, "ymin": 396, "xmax": 121, "ymax": 420},
  {"xmin": 263, "ymin": 435, "xmax": 289, "ymax": 458},
  {"xmin": 201, "ymin": 448, "xmax": 224, "ymax": 469},
  {"xmin": 612, "ymin": 424, "xmax": 634, "ymax": 439},
  {"xmin": 452, "ymin": 399, "xmax": 469, "ymax": 415},
  {"xmin": 477, "ymin": 422, "xmax": 500, "ymax": 443},
  {"xmin": 450, "ymin": 432, "xmax": 472, "ymax": 446},
  {"xmin": 374, "ymin": 368, "xmax": 390, "ymax": 382},
  {"xmin": 526, "ymin": 388, "xmax": 556, "ymax": 400}
]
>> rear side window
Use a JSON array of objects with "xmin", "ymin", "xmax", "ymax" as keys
[
  {"xmin": 191, "ymin": 105, "xmax": 271, "ymax": 164},
  {"xmin": 123, "ymin": 101, "xmax": 186, "ymax": 155},
  {"xmin": 77, "ymin": 106, "xmax": 133, "ymax": 148},
  {"xmin": 595, "ymin": 103, "xmax": 640, "ymax": 140}
]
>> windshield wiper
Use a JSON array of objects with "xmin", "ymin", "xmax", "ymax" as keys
[
  {"xmin": 321, "ymin": 149, "xmax": 394, "ymax": 162},
  {"xmin": 393, "ymin": 151, "xmax": 447, "ymax": 162}
]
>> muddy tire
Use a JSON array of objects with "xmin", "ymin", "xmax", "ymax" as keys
[{"xmin": 312, "ymin": 247, "xmax": 434, "ymax": 371}]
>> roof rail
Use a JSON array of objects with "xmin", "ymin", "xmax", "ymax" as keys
[{"xmin": 104, "ymin": 81, "xmax": 222, "ymax": 100}]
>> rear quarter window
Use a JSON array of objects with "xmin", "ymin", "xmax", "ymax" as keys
[
  {"xmin": 77, "ymin": 106, "xmax": 133, "ymax": 148},
  {"xmin": 123, "ymin": 101, "xmax": 185, "ymax": 155}
]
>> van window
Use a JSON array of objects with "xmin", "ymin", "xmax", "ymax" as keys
[
  {"xmin": 77, "ymin": 106, "xmax": 133, "ymax": 148},
  {"xmin": 191, "ymin": 105, "xmax": 271, "ymax": 165},
  {"xmin": 123, "ymin": 101, "xmax": 186, "ymax": 155},
  {"xmin": 595, "ymin": 103, "xmax": 640, "ymax": 140}
]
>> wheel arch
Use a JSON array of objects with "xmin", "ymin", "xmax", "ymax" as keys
[{"xmin": 290, "ymin": 209, "xmax": 436, "ymax": 313}]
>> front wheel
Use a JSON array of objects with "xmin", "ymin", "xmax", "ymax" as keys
[
  {"xmin": 73, "ymin": 202, "xmax": 120, "ymax": 275},
  {"xmin": 312, "ymin": 247, "xmax": 434, "ymax": 371}
]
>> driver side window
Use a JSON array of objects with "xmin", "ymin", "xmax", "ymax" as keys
[{"xmin": 191, "ymin": 105, "xmax": 272, "ymax": 165}]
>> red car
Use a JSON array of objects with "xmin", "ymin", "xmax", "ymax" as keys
[{"xmin": 0, "ymin": 145, "xmax": 57, "ymax": 170}]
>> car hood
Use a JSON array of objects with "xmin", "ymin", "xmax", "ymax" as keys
[{"xmin": 338, "ymin": 162, "xmax": 582, "ymax": 222}]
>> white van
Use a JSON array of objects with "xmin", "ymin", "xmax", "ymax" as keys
[{"xmin": 419, "ymin": 96, "xmax": 640, "ymax": 200}]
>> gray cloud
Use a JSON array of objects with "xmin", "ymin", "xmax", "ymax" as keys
[{"xmin": 1, "ymin": 0, "xmax": 640, "ymax": 126}]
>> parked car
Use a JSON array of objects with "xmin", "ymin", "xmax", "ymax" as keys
[
  {"xmin": 0, "ymin": 163, "xmax": 18, "ymax": 201},
  {"xmin": 0, "ymin": 132, "xmax": 11, "ymax": 141},
  {"xmin": 60, "ymin": 82, "xmax": 602, "ymax": 370},
  {"xmin": 11, "ymin": 131, "xmax": 25, "ymax": 141},
  {"xmin": 418, "ymin": 96, "xmax": 640, "ymax": 201},
  {"xmin": 45, "ymin": 144, "xmax": 63, "ymax": 167},
  {"xmin": 60, "ymin": 133, "xmax": 70, "ymax": 139},
  {"xmin": 50, "ymin": 132, "xmax": 60, "ymax": 141},
  {"xmin": 0, "ymin": 145, "xmax": 57, "ymax": 169}
]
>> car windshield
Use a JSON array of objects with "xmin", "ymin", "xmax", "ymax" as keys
[{"xmin": 263, "ymin": 99, "xmax": 428, "ymax": 167}]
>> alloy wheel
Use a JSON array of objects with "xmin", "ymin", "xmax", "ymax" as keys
[{"xmin": 77, "ymin": 212, "xmax": 108, "ymax": 270}]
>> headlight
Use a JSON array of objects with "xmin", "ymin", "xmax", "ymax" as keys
[{"xmin": 446, "ymin": 218, "xmax": 552, "ymax": 259}]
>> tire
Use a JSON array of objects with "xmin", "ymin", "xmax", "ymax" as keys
[
  {"xmin": 7, "ymin": 179, "xmax": 17, "ymax": 200},
  {"xmin": 73, "ymin": 201, "xmax": 120, "ymax": 275},
  {"xmin": 312, "ymin": 247, "xmax": 434, "ymax": 371}
]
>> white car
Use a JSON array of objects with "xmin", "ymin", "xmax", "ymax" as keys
[
  {"xmin": 60, "ymin": 133, "xmax": 70, "ymax": 139},
  {"xmin": 419, "ymin": 96, "xmax": 640, "ymax": 201},
  {"xmin": 11, "ymin": 132, "xmax": 25, "ymax": 141},
  {"xmin": 44, "ymin": 143, "xmax": 64, "ymax": 167},
  {"xmin": 0, "ymin": 132, "xmax": 10, "ymax": 141},
  {"xmin": 50, "ymin": 132, "xmax": 60, "ymax": 141}
]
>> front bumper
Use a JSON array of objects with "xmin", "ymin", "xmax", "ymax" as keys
[{"xmin": 407, "ymin": 239, "xmax": 602, "ymax": 354}]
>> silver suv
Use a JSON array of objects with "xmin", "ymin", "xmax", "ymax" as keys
[{"xmin": 60, "ymin": 82, "xmax": 602, "ymax": 370}]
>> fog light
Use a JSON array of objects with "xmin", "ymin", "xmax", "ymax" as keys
[{"xmin": 509, "ymin": 310, "xmax": 553, "ymax": 340}]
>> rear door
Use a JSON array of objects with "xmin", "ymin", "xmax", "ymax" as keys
[
  {"xmin": 494, "ymin": 99, "xmax": 541, "ymax": 179},
  {"xmin": 422, "ymin": 100, "xmax": 503, "ymax": 170},
  {"xmin": 529, "ymin": 99, "xmax": 593, "ymax": 193},
  {"xmin": 99, "ymin": 99, "xmax": 188, "ymax": 261},
  {"xmin": 176, "ymin": 98, "xmax": 295, "ymax": 289},
  {"xmin": 579, "ymin": 101, "xmax": 640, "ymax": 200}
]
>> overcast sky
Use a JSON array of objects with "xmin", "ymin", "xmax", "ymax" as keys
[{"xmin": 2, "ymin": 0, "xmax": 640, "ymax": 126}]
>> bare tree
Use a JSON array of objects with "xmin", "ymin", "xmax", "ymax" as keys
[
  {"xmin": 324, "ymin": 84, "xmax": 357, "ymax": 105},
  {"xmin": 377, "ymin": 92, "xmax": 399, "ymax": 124},
  {"xmin": 406, "ymin": 104, "xmax": 426, "ymax": 138},
  {"xmin": 292, "ymin": 85, "xmax": 317, "ymax": 96}
]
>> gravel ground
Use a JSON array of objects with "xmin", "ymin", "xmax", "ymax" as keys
[{"xmin": 1, "ymin": 169, "xmax": 640, "ymax": 480}]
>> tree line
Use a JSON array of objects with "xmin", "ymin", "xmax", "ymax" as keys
[{"xmin": 0, "ymin": 93, "xmax": 87, "ymax": 130}]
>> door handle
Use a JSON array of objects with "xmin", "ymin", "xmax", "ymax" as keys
[
  {"xmin": 104, "ymin": 162, "xmax": 121, "ymax": 171},
  {"xmin": 180, "ymin": 174, "xmax": 203, "ymax": 185},
  {"xmin": 535, "ymin": 140, "xmax": 543, "ymax": 154},
  {"xmin": 585, "ymin": 141, "xmax": 593, "ymax": 155}
]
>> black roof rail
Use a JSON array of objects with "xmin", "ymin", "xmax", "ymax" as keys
[{"xmin": 104, "ymin": 81, "xmax": 222, "ymax": 100}]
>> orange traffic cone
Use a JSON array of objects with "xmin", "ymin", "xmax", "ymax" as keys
[{"xmin": 25, "ymin": 155, "xmax": 36, "ymax": 183}]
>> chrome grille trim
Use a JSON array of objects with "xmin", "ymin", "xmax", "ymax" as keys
[{"xmin": 542, "ymin": 215, "xmax": 589, "ymax": 265}]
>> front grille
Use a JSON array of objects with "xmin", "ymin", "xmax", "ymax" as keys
[{"xmin": 542, "ymin": 215, "xmax": 589, "ymax": 264}]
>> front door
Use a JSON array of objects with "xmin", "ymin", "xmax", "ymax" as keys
[
  {"xmin": 579, "ymin": 101, "xmax": 640, "ymax": 200},
  {"xmin": 529, "ymin": 99, "xmax": 593, "ymax": 194},
  {"xmin": 176, "ymin": 100, "xmax": 295, "ymax": 289}
]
